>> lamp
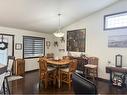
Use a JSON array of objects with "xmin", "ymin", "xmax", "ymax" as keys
[{"xmin": 53, "ymin": 14, "xmax": 64, "ymax": 37}]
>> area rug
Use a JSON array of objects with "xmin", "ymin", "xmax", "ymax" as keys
[{"xmin": 7, "ymin": 75, "xmax": 23, "ymax": 81}]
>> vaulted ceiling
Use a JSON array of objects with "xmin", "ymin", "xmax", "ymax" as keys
[{"xmin": 0, "ymin": 0, "xmax": 119, "ymax": 33}]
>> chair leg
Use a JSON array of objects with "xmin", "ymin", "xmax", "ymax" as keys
[
  {"xmin": 3, "ymin": 81, "xmax": 6, "ymax": 94},
  {"xmin": 53, "ymin": 72, "xmax": 56, "ymax": 85},
  {"xmin": 5, "ymin": 77, "xmax": 10, "ymax": 94},
  {"xmin": 60, "ymin": 73, "xmax": 62, "ymax": 87},
  {"xmin": 68, "ymin": 74, "xmax": 71, "ymax": 90},
  {"xmin": 45, "ymin": 79, "xmax": 47, "ymax": 88}
]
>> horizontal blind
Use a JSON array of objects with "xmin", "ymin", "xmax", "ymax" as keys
[{"xmin": 23, "ymin": 36, "xmax": 45, "ymax": 58}]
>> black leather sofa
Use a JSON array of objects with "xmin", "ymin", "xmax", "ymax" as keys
[{"xmin": 72, "ymin": 72, "xmax": 97, "ymax": 95}]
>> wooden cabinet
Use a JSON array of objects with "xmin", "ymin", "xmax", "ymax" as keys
[
  {"xmin": 14, "ymin": 58, "xmax": 25, "ymax": 76},
  {"xmin": 72, "ymin": 56, "xmax": 88, "ymax": 72}
]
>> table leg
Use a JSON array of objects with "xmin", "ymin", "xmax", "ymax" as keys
[{"xmin": 110, "ymin": 71, "xmax": 112, "ymax": 83}]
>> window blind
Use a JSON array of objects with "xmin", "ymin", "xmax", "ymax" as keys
[{"xmin": 23, "ymin": 36, "xmax": 45, "ymax": 58}]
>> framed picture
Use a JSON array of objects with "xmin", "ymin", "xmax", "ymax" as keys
[
  {"xmin": 15, "ymin": 43, "xmax": 22, "ymax": 50},
  {"xmin": 46, "ymin": 41, "xmax": 50, "ymax": 49},
  {"xmin": 67, "ymin": 29, "xmax": 86, "ymax": 52},
  {"xmin": 108, "ymin": 35, "xmax": 127, "ymax": 48}
]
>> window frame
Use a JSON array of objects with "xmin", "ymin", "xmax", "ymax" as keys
[
  {"xmin": 104, "ymin": 11, "xmax": 127, "ymax": 30},
  {"xmin": 23, "ymin": 36, "xmax": 45, "ymax": 59},
  {"xmin": 0, "ymin": 33, "xmax": 14, "ymax": 56}
]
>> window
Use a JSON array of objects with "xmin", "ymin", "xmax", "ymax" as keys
[
  {"xmin": 104, "ymin": 11, "xmax": 127, "ymax": 30},
  {"xmin": 23, "ymin": 36, "xmax": 45, "ymax": 58},
  {"xmin": 0, "ymin": 34, "xmax": 14, "ymax": 65}
]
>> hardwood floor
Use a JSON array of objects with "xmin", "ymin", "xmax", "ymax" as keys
[{"xmin": 9, "ymin": 70, "xmax": 127, "ymax": 95}]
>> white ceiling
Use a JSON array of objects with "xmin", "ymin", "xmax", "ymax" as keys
[{"xmin": 0, "ymin": 0, "xmax": 119, "ymax": 33}]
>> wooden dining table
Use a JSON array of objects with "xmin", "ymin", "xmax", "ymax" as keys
[{"xmin": 44, "ymin": 58, "xmax": 72, "ymax": 88}]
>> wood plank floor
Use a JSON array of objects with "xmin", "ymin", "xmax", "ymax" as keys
[{"xmin": 9, "ymin": 70, "xmax": 127, "ymax": 95}]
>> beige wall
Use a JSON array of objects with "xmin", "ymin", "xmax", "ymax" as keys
[
  {"xmin": 0, "ymin": 26, "xmax": 54, "ymax": 71},
  {"xmin": 0, "ymin": 0, "xmax": 127, "ymax": 79},
  {"xmin": 53, "ymin": 0, "xmax": 127, "ymax": 79}
]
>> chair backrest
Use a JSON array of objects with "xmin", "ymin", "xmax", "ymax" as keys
[
  {"xmin": 38, "ymin": 59, "xmax": 48, "ymax": 80},
  {"xmin": 88, "ymin": 57, "xmax": 98, "ymax": 65},
  {"xmin": 39, "ymin": 56, "xmax": 47, "ymax": 60},
  {"xmin": 47, "ymin": 53, "xmax": 54, "ymax": 58},
  {"xmin": 69, "ymin": 59, "xmax": 77, "ymax": 73},
  {"xmin": 72, "ymin": 72, "xmax": 97, "ymax": 95},
  {"xmin": 7, "ymin": 56, "xmax": 15, "ymax": 73},
  {"xmin": 63, "ymin": 56, "xmax": 72, "ymax": 60},
  {"xmin": 38, "ymin": 59, "xmax": 47, "ymax": 73}
]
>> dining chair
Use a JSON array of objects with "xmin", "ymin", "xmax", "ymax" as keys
[
  {"xmin": 4, "ymin": 56, "xmax": 15, "ymax": 94},
  {"xmin": 0, "ymin": 72, "xmax": 6, "ymax": 94},
  {"xmin": 6, "ymin": 56, "xmax": 15, "ymax": 76},
  {"xmin": 61, "ymin": 56, "xmax": 74, "ymax": 68},
  {"xmin": 38, "ymin": 58, "xmax": 56, "ymax": 88},
  {"xmin": 0, "ymin": 66, "xmax": 10, "ymax": 94},
  {"xmin": 84, "ymin": 57, "xmax": 98, "ymax": 81},
  {"xmin": 46, "ymin": 53, "xmax": 54, "ymax": 59},
  {"xmin": 60, "ymin": 59, "xmax": 77, "ymax": 89}
]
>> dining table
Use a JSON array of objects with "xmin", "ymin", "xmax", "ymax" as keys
[{"xmin": 44, "ymin": 58, "xmax": 72, "ymax": 88}]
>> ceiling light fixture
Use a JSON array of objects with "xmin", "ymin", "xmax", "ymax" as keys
[{"xmin": 53, "ymin": 14, "xmax": 64, "ymax": 37}]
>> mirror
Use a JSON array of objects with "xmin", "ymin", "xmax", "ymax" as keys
[{"xmin": 115, "ymin": 54, "xmax": 122, "ymax": 67}]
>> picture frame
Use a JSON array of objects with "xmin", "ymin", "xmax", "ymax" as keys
[
  {"xmin": 67, "ymin": 29, "xmax": 86, "ymax": 52},
  {"xmin": 54, "ymin": 41, "xmax": 58, "ymax": 47},
  {"xmin": 115, "ymin": 54, "xmax": 122, "ymax": 67},
  {"xmin": 15, "ymin": 43, "xmax": 22, "ymax": 50},
  {"xmin": 108, "ymin": 35, "xmax": 127, "ymax": 48},
  {"xmin": 46, "ymin": 41, "xmax": 50, "ymax": 49}
]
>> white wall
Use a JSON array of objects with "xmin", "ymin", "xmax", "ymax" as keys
[
  {"xmin": 53, "ymin": 0, "xmax": 127, "ymax": 79},
  {"xmin": 0, "ymin": 26, "xmax": 54, "ymax": 71}
]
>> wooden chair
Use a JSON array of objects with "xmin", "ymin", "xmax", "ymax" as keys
[
  {"xmin": 0, "ymin": 72, "xmax": 6, "ymax": 94},
  {"xmin": 0, "ymin": 66, "xmax": 8, "ymax": 94},
  {"xmin": 60, "ymin": 59, "xmax": 77, "ymax": 89},
  {"xmin": 46, "ymin": 53, "xmax": 54, "ymax": 59},
  {"xmin": 4, "ymin": 56, "xmax": 15, "ymax": 94},
  {"xmin": 84, "ymin": 57, "xmax": 98, "ymax": 81},
  {"xmin": 38, "ymin": 58, "xmax": 56, "ymax": 88},
  {"xmin": 6, "ymin": 56, "xmax": 15, "ymax": 76}
]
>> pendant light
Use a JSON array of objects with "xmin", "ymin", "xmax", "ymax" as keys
[{"xmin": 53, "ymin": 14, "xmax": 64, "ymax": 37}]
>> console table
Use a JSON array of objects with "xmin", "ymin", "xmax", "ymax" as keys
[{"xmin": 106, "ymin": 66, "xmax": 127, "ymax": 83}]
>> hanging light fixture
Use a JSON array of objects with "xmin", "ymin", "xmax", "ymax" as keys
[{"xmin": 53, "ymin": 13, "xmax": 64, "ymax": 37}]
